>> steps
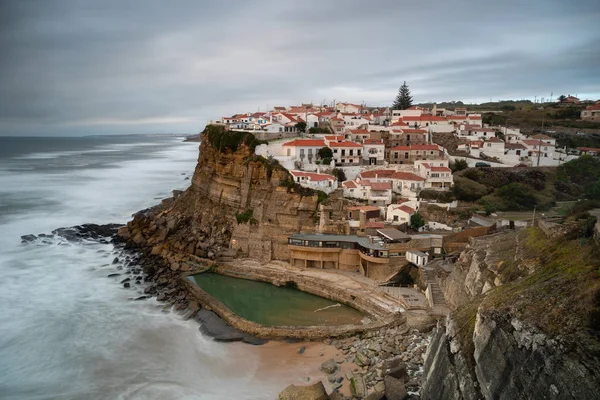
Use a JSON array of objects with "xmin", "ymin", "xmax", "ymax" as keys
[{"xmin": 423, "ymin": 267, "xmax": 447, "ymax": 307}]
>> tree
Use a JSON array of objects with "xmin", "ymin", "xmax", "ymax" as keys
[
  {"xmin": 497, "ymin": 183, "xmax": 538, "ymax": 210},
  {"xmin": 558, "ymin": 95, "xmax": 567, "ymax": 103},
  {"xmin": 296, "ymin": 121, "xmax": 307, "ymax": 133},
  {"xmin": 450, "ymin": 159, "xmax": 469, "ymax": 172},
  {"xmin": 392, "ymin": 81, "xmax": 413, "ymax": 110},
  {"xmin": 317, "ymin": 146, "xmax": 333, "ymax": 160},
  {"xmin": 332, "ymin": 168, "xmax": 346, "ymax": 182},
  {"xmin": 410, "ymin": 212, "xmax": 425, "ymax": 229}
]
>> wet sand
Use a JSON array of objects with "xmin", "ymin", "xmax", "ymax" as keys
[{"xmin": 236, "ymin": 340, "xmax": 357, "ymax": 398}]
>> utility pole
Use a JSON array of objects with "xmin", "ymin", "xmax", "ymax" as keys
[
  {"xmin": 537, "ymin": 136, "xmax": 542, "ymax": 167},
  {"xmin": 532, "ymin": 206, "xmax": 536, "ymax": 227}
]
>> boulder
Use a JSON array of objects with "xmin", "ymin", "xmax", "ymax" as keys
[
  {"xmin": 384, "ymin": 357, "xmax": 408, "ymax": 381},
  {"xmin": 278, "ymin": 382, "xmax": 329, "ymax": 400},
  {"xmin": 117, "ymin": 226, "xmax": 130, "ymax": 240},
  {"xmin": 354, "ymin": 351, "xmax": 371, "ymax": 367},
  {"xmin": 320, "ymin": 359, "xmax": 338, "ymax": 374},
  {"xmin": 350, "ymin": 374, "xmax": 367, "ymax": 398},
  {"xmin": 384, "ymin": 375, "xmax": 408, "ymax": 400}
]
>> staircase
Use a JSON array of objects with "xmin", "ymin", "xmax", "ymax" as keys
[{"xmin": 423, "ymin": 267, "xmax": 447, "ymax": 307}]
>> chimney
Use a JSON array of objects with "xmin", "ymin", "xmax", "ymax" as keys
[{"xmin": 317, "ymin": 167, "xmax": 321, "ymax": 174}]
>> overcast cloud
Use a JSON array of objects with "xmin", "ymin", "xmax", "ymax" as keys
[{"xmin": 1, "ymin": 0, "xmax": 599, "ymax": 136}]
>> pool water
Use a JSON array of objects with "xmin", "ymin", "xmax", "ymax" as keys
[{"xmin": 189, "ymin": 273, "xmax": 365, "ymax": 326}]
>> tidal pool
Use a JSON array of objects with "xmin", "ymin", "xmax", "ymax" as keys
[{"xmin": 189, "ymin": 273, "xmax": 366, "ymax": 326}]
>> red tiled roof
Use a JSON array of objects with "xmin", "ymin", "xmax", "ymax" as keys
[
  {"xmin": 350, "ymin": 129, "xmax": 370, "ymax": 134},
  {"xmin": 577, "ymin": 147, "xmax": 600, "ymax": 152},
  {"xmin": 330, "ymin": 117, "xmax": 344, "ymax": 121},
  {"xmin": 522, "ymin": 140, "xmax": 542, "ymax": 146},
  {"xmin": 448, "ymin": 116, "xmax": 467, "ymax": 120},
  {"xmin": 367, "ymin": 181, "xmax": 392, "ymax": 191},
  {"xmin": 390, "ymin": 172, "xmax": 425, "ymax": 181},
  {"xmin": 359, "ymin": 170, "xmax": 395, "ymax": 179},
  {"xmin": 282, "ymin": 139, "xmax": 326, "ymax": 147},
  {"xmin": 431, "ymin": 167, "xmax": 451, "ymax": 172},
  {"xmin": 394, "ymin": 205, "xmax": 415, "ymax": 214},
  {"xmin": 421, "ymin": 116, "xmax": 448, "ymax": 122},
  {"xmin": 486, "ymin": 137, "xmax": 504, "ymax": 143},
  {"xmin": 324, "ymin": 135, "xmax": 345, "ymax": 141},
  {"xmin": 365, "ymin": 221, "xmax": 385, "ymax": 228},
  {"xmin": 347, "ymin": 205, "xmax": 380, "ymax": 211},
  {"xmin": 401, "ymin": 129, "xmax": 428, "ymax": 134},
  {"xmin": 329, "ymin": 141, "xmax": 362, "ymax": 148},
  {"xmin": 363, "ymin": 139, "xmax": 384, "ymax": 145},
  {"xmin": 402, "ymin": 116, "xmax": 421, "ymax": 121},
  {"xmin": 342, "ymin": 181, "xmax": 358, "ymax": 188},
  {"xmin": 531, "ymin": 134, "xmax": 553, "ymax": 140},
  {"xmin": 468, "ymin": 115, "xmax": 482, "ymax": 119},
  {"xmin": 391, "ymin": 144, "xmax": 441, "ymax": 151},
  {"xmin": 505, "ymin": 143, "xmax": 527, "ymax": 150},
  {"xmin": 289, "ymin": 170, "xmax": 336, "ymax": 182},
  {"xmin": 585, "ymin": 104, "xmax": 600, "ymax": 110}
]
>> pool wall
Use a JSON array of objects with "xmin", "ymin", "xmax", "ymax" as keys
[{"xmin": 180, "ymin": 263, "xmax": 405, "ymax": 340}]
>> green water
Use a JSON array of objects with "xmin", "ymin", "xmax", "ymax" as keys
[{"xmin": 189, "ymin": 273, "xmax": 365, "ymax": 327}]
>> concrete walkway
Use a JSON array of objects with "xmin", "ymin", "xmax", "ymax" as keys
[{"xmin": 233, "ymin": 259, "xmax": 430, "ymax": 314}]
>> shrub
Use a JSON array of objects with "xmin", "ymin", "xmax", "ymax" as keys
[
  {"xmin": 332, "ymin": 168, "xmax": 347, "ymax": 182},
  {"xmin": 453, "ymin": 177, "xmax": 489, "ymax": 201},
  {"xmin": 419, "ymin": 189, "xmax": 456, "ymax": 203},
  {"xmin": 236, "ymin": 209, "xmax": 257, "ymax": 225},
  {"xmin": 496, "ymin": 183, "xmax": 538, "ymax": 210},
  {"xmin": 204, "ymin": 125, "xmax": 267, "ymax": 153},
  {"xmin": 410, "ymin": 212, "xmax": 425, "ymax": 229},
  {"xmin": 317, "ymin": 147, "xmax": 333, "ymax": 160},
  {"xmin": 450, "ymin": 159, "xmax": 469, "ymax": 172}
]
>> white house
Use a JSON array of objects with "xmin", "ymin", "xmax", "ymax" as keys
[
  {"xmin": 481, "ymin": 137, "xmax": 505, "ymax": 160},
  {"xmin": 336, "ymin": 102, "xmax": 362, "ymax": 114},
  {"xmin": 362, "ymin": 139, "xmax": 386, "ymax": 165},
  {"xmin": 342, "ymin": 179, "xmax": 393, "ymax": 206},
  {"xmin": 329, "ymin": 141, "xmax": 363, "ymax": 166},
  {"xmin": 289, "ymin": 170, "xmax": 338, "ymax": 194},
  {"xmin": 358, "ymin": 169, "xmax": 426, "ymax": 198},
  {"xmin": 281, "ymin": 139, "xmax": 326, "ymax": 163},
  {"xmin": 406, "ymin": 249, "xmax": 428, "ymax": 267},
  {"xmin": 263, "ymin": 122, "xmax": 287, "ymax": 133},
  {"xmin": 414, "ymin": 160, "xmax": 453, "ymax": 190},
  {"xmin": 386, "ymin": 204, "xmax": 415, "ymax": 226}
]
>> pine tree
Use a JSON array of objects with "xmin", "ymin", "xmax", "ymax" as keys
[{"xmin": 392, "ymin": 81, "xmax": 413, "ymax": 110}]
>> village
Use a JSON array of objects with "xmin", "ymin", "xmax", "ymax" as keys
[{"xmin": 202, "ymin": 101, "xmax": 576, "ymax": 308}]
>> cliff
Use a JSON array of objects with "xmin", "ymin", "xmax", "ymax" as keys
[
  {"xmin": 421, "ymin": 225, "xmax": 600, "ymax": 399},
  {"xmin": 122, "ymin": 126, "xmax": 320, "ymax": 267}
]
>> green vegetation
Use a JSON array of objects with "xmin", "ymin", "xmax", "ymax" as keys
[
  {"xmin": 453, "ymin": 176, "xmax": 489, "ymax": 201},
  {"xmin": 410, "ymin": 212, "xmax": 425, "ymax": 229},
  {"xmin": 317, "ymin": 146, "xmax": 333, "ymax": 165},
  {"xmin": 419, "ymin": 189, "xmax": 456, "ymax": 203},
  {"xmin": 392, "ymin": 81, "xmax": 413, "ymax": 110},
  {"xmin": 450, "ymin": 158, "xmax": 469, "ymax": 172},
  {"xmin": 484, "ymin": 227, "xmax": 600, "ymax": 337},
  {"xmin": 332, "ymin": 168, "xmax": 347, "ymax": 182},
  {"xmin": 236, "ymin": 209, "xmax": 258, "ymax": 225},
  {"xmin": 204, "ymin": 125, "xmax": 267, "ymax": 153},
  {"xmin": 309, "ymin": 127, "xmax": 330, "ymax": 134},
  {"xmin": 244, "ymin": 155, "xmax": 287, "ymax": 181},
  {"xmin": 296, "ymin": 121, "xmax": 307, "ymax": 133},
  {"xmin": 279, "ymin": 175, "xmax": 329, "ymax": 205}
]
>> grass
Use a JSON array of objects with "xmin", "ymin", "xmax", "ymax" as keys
[{"xmin": 482, "ymin": 227, "xmax": 600, "ymax": 336}]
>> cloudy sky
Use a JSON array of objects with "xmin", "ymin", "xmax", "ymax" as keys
[{"xmin": 1, "ymin": 0, "xmax": 599, "ymax": 136}]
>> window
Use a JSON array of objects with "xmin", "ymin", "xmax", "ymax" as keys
[
  {"xmin": 349, "ymin": 149, "xmax": 354, "ymax": 156},
  {"xmin": 333, "ymin": 149, "xmax": 338, "ymax": 153},
  {"xmin": 349, "ymin": 159, "xmax": 353, "ymax": 163},
  {"xmin": 341, "ymin": 150, "xmax": 346, "ymax": 156},
  {"xmin": 393, "ymin": 215, "xmax": 398, "ymax": 221},
  {"xmin": 357, "ymin": 150, "xmax": 361, "ymax": 156}
]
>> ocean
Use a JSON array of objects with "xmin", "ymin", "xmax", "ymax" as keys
[{"xmin": 0, "ymin": 136, "xmax": 312, "ymax": 400}]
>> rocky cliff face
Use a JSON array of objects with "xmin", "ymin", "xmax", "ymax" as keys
[
  {"xmin": 122, "ymin": 127, "xmax": 319, "ymax": 268},
  {"xmin": 421, "ymin": 227, "xmax": 600, "ymax": 400},
  {"xmin": 422, "ymin": 310, "xmax": 600, "ymax": 400}
]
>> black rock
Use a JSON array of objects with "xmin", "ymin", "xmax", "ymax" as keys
[
  {"xmin": 21, "ymin": 234, "xmax": 37, "ymax": 243},
  {"xmin": 112, "ymin": 257, "xmax": 119, "ymax": 264},
  {"xmin": 242, "ymin": 336, "xmax": 269, "ymax": 346},
  {"xmin": 196, "ymin": 309, "xmax": 244, "ymax": 342},
  {"xmin": 120, "ymin": 278, "xmax": 131, "ymax": 284},
  {"xmin": 107, "ymin": 273, "xmax": 121, "ymax": 278},
  {"xmin": 134, "ymin": 296, "xmax": 149, "ymax": 301},
  {"xmin": 123, "ymin": 283, "xmax": 130, "ymax": 288}
]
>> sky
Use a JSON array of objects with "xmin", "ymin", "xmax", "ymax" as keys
[{"xmin": 1, "ymin": 0, "xmax": 599, "ymax": 136}]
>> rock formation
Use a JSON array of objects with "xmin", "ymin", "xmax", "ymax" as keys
[
  {"xmin": 121, "ymin": 126, "xmax": 320, "ymax": 267},
  {"xmin": 420, "ymin": 226, "xmax": 600, "ymax": 399}
]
